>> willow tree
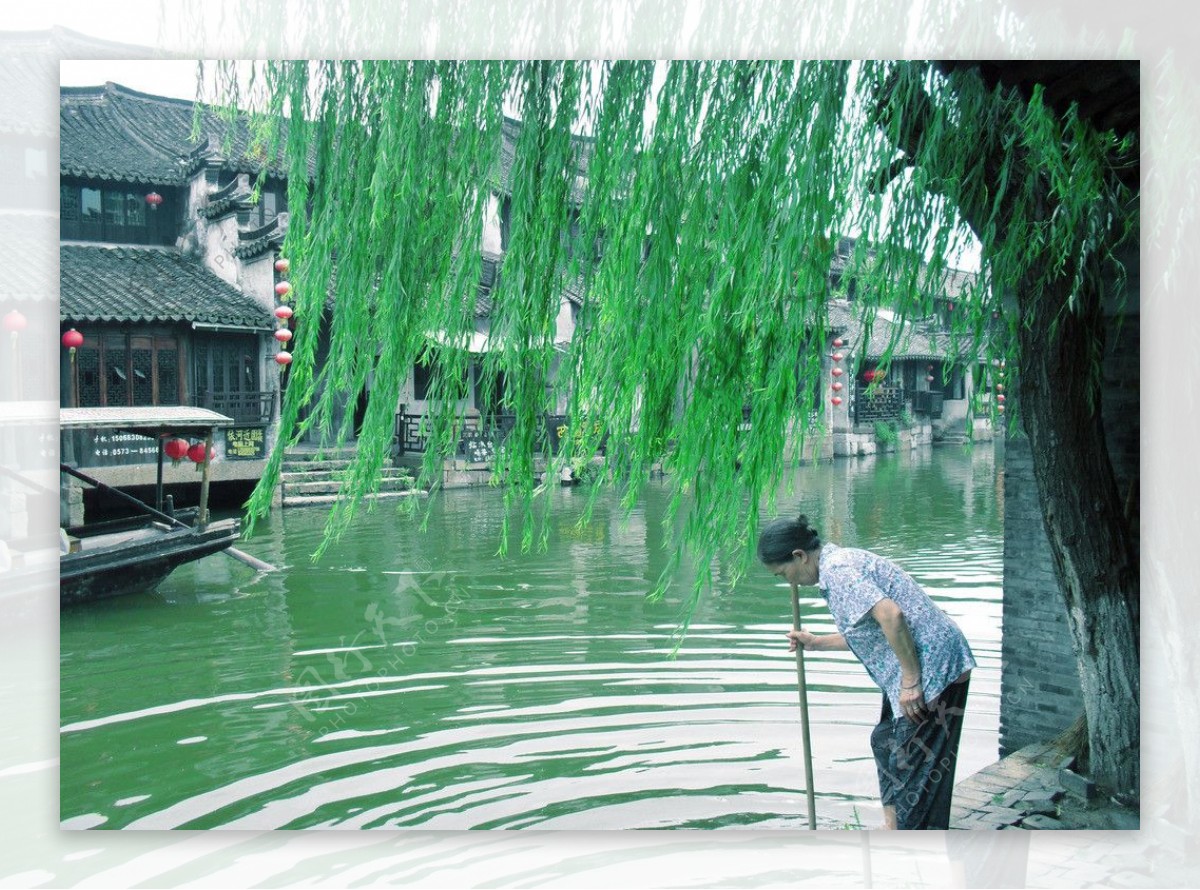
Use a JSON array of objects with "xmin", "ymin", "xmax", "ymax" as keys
[{"xmin": 218, "ymin": 60, "xmax": 1138, "ymax": 798}]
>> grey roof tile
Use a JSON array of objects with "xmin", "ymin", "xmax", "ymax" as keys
[
  {"xmin": 826, "ymin": 300, "xmax": 965, "ymax": 362},
  {"xmin": 1, "ymin": 211, "xmax": 58, "ymax": 302},
  {"xmin": 60, "ymin": 244, "xmax": 272, "ymax": 329},
  {"xmin": 60, "ymin": 82, "xmax": 302, "ymax": 186}
]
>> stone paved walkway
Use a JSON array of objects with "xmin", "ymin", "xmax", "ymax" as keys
[{"xmin": 951, "ymin": 741, "xmax": 1139, "ymax": 830}]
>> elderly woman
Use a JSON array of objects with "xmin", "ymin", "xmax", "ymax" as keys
[{"xmin": 759, "ymin": 514, "xmax": 976, "ymax": 830}]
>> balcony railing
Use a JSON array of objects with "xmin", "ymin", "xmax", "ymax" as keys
[
  {"xmin": 396, "ymin": 411, "xmax": 595, "ymax": 459},
  {"xmin": 196, "ymin": 391, "xmax": 274, "ymax": 426},
  {"xmin": 853, "ymin": 384, "xmax": 906, "ymax": 424}
]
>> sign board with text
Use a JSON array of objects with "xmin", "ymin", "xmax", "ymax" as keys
[
  {"xmin": 68, "ymin": 429, "xmax": 159, "ymax": 468},
  {"xmin": 225, "ymin": 426, "xmax": 267, "ymax": 459}
]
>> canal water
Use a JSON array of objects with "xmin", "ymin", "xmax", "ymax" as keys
[{"xmin": 60, "ymin": 444, "xmax": 1004, "ymax": 830}]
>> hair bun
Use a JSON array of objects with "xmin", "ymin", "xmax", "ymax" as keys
[{"xmin": 757, "ymin": 513, "xmax": 822, "ymax": 563}]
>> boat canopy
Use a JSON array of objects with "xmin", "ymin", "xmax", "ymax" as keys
[{"xmin": 60, "ymin": 406, "xmax": 235, "ymax": 437}]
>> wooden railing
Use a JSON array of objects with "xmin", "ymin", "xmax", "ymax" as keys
[
  {"xmin": 853, "ymin": 384, "xmax": 906, "ymax": 424},
  {"xmin": 196, "ymin": 391, "xmax": 274, "ymax": 425},
  {"xmin": 396, "ymin": 411, "xmax": 590, "ymax": 458}
]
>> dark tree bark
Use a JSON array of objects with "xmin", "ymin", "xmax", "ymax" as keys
[
  {"xmin": 1014, "ymin": 261, "xmax": 1140, "ymax": 797},
  {"xmin": 871, "ymin": 65, "xmax": 1141, "ymax": 798}
]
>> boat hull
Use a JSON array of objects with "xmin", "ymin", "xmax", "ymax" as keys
[{"xmin": 60, "ymin": 519, "xmax": 241, "ymax": 606}]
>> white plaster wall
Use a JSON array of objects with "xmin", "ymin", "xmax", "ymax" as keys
[
  {"xmin": 482, "ymin": 194, "xmax": 503, "ymax": 254},
  {"xmin": 554, "ymin": 298, "xmax": 575, "ymax": 344},
  {"xmin": 942, "ymin": 398, "xmax": 969, "ymax": 426},
  {"xmin": 827, "ymin": 345, "xmax": 853, "ymax": 432},
  {"xmin": 240, "ymin": 253, "xmax": 277, "ymax": 312},
  {"xmin": 204, "ymin": 215, "xmax": 240, "ymax": 286}
]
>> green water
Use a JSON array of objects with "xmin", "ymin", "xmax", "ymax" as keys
[{"xmin": 60, "ymin": 445, "xmax": 1003, "ymax": 830}]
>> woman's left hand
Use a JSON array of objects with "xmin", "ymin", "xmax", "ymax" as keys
[{"xmin": 899, "ymin": 680, "xmax": 929, "ymax": 723}]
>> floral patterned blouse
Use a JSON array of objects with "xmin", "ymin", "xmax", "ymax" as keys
[{"xmin": 816, "ymin": 542, "xmax": 977, "ymax": 718}]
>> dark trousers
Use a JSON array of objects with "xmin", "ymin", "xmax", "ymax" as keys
[{"xmin": 870, "ymin": 676, "xmax": 970, "ymax": 829}]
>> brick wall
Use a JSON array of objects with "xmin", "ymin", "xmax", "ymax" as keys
[
  {"xmin": 1000, "ymin": 432, "xmax": 1086, "ymax": 753},
  {"xmin": 1000, "ymin": 294, "xmax": 1140, "ymax": 755}
]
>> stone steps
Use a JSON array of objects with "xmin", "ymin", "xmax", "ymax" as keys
[
  {"xmin": 285, "ymin": 490, "xmax": 425, "ymax": 507},
  {"xmin": 281, "ymin": 457, "xmax": 357, "ymax": 471},
  {"xmin": 281, "ymin": 446, "xmax": 362, "ymax": 462},
  {"xmin": 284, "ymin": 477, "xmax": 414, "ymax": 497},
  {"xmin": 280, "ymin": 467, "xmax": 412, "ymax": 484},
  {"xmin": 280, "ymin": 446, "xmax": 416, "ymax": 507}
]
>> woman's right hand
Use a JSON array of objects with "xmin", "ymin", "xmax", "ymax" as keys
[{"xmin": 786, "ymin": 630, "xmax": 817, "ymax": 652}]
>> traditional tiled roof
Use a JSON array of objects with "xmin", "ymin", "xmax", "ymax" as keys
[
  {"xmin": 496, "ymin": 116, "xmax": 592, "ymax": 203},
  {"xmin": 197, "ymin": 178, "xmax": 246, "ymax": 219},
  {"xmin": 1, "ymin": 211, "xmax": 58, "ymax": 302},
  {"xmin": 60, "ymin": 245, "xmax": 273, "ymax": 329},
  {"xmin": 60, "ymin": 82, "xmax": 300, "ymax": 186},
  {"xmin": 234, "ymin": 216, "xmax": 288, "ymax": 260},
  {"xmin": 2, "ymin": 27, "xmax": 155, "ymax": 138},
  {"xmin": 828, "ymin": 236, "xmax": 979, "ymax": 301},
  {"xmin": 827, "ymin": 300, "xmax": 964, "ymax": 362},
  {"xmin": 561, "ymin": 273, "xmax": 587, "ymax": 308}
]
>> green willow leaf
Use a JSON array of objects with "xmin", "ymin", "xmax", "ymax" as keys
[{"xmin": 215, "ymin": 60, "xmax": 1135, "ymax": 624}]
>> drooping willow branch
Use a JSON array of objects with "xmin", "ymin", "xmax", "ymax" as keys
[{"xmin": 205, "ymin": 60, "xmax": 1135, "ymax": 621}]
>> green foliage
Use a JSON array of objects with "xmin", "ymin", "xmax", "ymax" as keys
[
  {"xmin": 874, "ymin": 421, "xmax": 899, "ymax": 445},
  {"xmin": 211, "ymin": 61, "xmax": 1136, "ymax": 620},
  {"xmin": 839, "ymin": 807, "xmax": 865, "ymax": 830}
]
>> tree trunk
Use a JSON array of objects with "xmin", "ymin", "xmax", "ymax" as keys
[
  {"xmin": 868, "ymin": 62, "xmax": 1141, "ymax": 799},
  {"xmin": 1015, "ymin": 267, "xmax": 1140, "ymax": 799}
]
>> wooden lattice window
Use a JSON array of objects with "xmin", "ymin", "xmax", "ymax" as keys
[{"xmin": 69, "ymin": 330, "xmax": 181, "ymax": 407}]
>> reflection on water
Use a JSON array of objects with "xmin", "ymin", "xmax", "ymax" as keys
[{"xmin": 60, "ymin": 444, "xmax": 1003, "ymax": 829}]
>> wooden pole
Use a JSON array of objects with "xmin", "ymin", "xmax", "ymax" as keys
[
  {"xmin": 155, "ymin": 436, "xmax": 165, "ymax": 513},
  {"xmin": 791, "ymin": 583, "xmax": 818, "ymax": 829},
  {"xmin": 59, "ymin": 463, "xmax": 276, "ymax": 573},
  {"xmin": 197, "ymin": 430, "xmax": 213, "ymax": 530}
]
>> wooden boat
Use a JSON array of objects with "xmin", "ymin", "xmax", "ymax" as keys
[
  {"xmin": 60, "ymin": 516, "xmax": 241, "ymax": 605},
  {"xmin": 59, "ymin": 406, "xmax": 271, "ymax": 606}
]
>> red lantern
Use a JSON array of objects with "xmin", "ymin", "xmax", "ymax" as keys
[
  {"xmin": 832, "ymin": 352, "xmax": 844, "ymax": 362},
  {"xmin": 274, "ymin": 328, "xmax": 293, "ymax": 343},
  {"xmin": 145, "ymin": 192, "xmax": 163, "ymax": 210},
  {"xmin": 997, "ymin": 394, "xmax": 1006, "ymax": 403},
  {"xmin": 997, "ymin": 404, "xmax": 1006, "ymax": 413},
  {"xmin": 832, "ymin": 338, "xmax": 844, "ymax": 348},
  {"xmin": 831, "ymin": 396, "xmax": 843, "ymax": 406},
  {"xmin": 926, "ymin": 375, "xmax": 935, "ymax": 383},
  {"xmin": 187, "ymin": 442, "xmax": 212, "ymax": 464},
  {"xmin": 62, "ymin": 329, "xmax": 84, "ymax": 350},
  {"xmin": 927, "ymin": 364, "xmax": 934, "ymax": 371},
  {"xmin": 831, "ymin": 367, "xmax": 844, "ymax": 377},
  {"xmin": 274, "ymin": 258, "xmax": 290, "ymax": 274},
  {"xmin": 4, "ymin": 310, "xmax": 27, "ymax": 333},
  {"xmin": 274, "ymin": 305, "xmax": 294, "ymax": 320},
  {"xmin": 275, "ymin": 281, "xmax": 292, "ymax": 297},
  {"xmin": 164, "ymin": 438, "xmax": 189, "ymax": 462},
  {"xmin": 831, "ymin": 381, "xmax": 843, "ymax": 392},
  {"xmin": 996, "ymin": 383, "xmax": 1004, "ymax": 392},
  {"xmin": 275, "ymin": 351, "xmax": 293, "ymax": 366},
  {"xmin": 947, "ymin": 302, "xmax": 955, "ymax": 311}
]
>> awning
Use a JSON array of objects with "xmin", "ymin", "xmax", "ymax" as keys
[
  {"xmin": 61, "ymin": 406, "xmax": 235, "ymax": 437},
  {"xmin": 426, "ymin": 329, "xmax": 559, "ymax": 354}
]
